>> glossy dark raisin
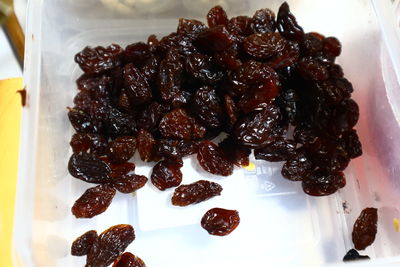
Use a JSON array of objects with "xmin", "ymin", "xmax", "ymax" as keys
[
  {"xmin": 343, "ymin": 249, "xmax": 370, "ymax": 262},
  {"xmin": 201, "ymin": 208, "xmax": 240, "ymax": 236},
  {"xmin": 112, "ymin": 252, "xmax": 146, "ymax": 267},
  {"xmin": 124, "ymin": 42, "xmax": 152, "ymax": 65},
  {"xmin": 71, "ymin": 230, "xmax": 98, "ymax": 256},
  {"xmin": 140, "ymin": 56, "xmax": 160, "ymax": 83},
  {"xmin": 77, "ymin": 74, "xmax": 112, "ymax": 101},
  {"xmin": 307, "ymin": 137, "xmax": 350, "ymax": 172},
  {"xmin": 243, "ymin": 33, "xmax": 287, "ymax": 59},
  {"xmin": 177, "ymin": 18, "xmax": 207, "ymax": 35},
  {"xmin": 195, "ymin": 25, "xmax": 234, "ymax": 52},
  {"xmin": 255, "ymin": 139, "xmax": 296, "ymax": 162},
  {"xmin": 352, "ymin": 208, "xmax": 378, "ymax": 250},
  {"xmin": 86, "ymin": 224, "xmax": 135, "ymax": 267},
  {"xmin": 223, "ymin": 94, "xmax": 239, "ymax": 128},
  {"xmin": 267, "ymin": 40, "xmax": 300, "ymax": 69},
  {"xmin": 197, "ymin": 140, "xmax": 233, "ymax": 176},
  {"xmin": 251, "ymin": 8, "xmax": 276, "ymax": 33},
  {"xmin": 185, "ymin": 53, "xmax": 224, "ymax": 84},
  {"xmin": 72, "ymin": 184, "xmax": 116, "ymax": 218},
  {"xmin": 112, "ymin": 174, "xmax": 148, "ymax": 194},
  {"xmin": 156, "ymin": 139, "xmax": 199, "ymax": 159},
  {"xmin": 227, "ymin": 16, "xmax": 254, "ymax": 36},
  {"xmin": 100, "ymin": 157, "xmax": 136, "ymax": 178},
  {"xmin": 214, "ymin": 48, "xmax": 241, "ymax": 70},
  {"xmin": 136, "ymin": 129, "xmax": 159, "ymax": 162},
  {"xmin": 68, "ymin": 153, "xmax": 111, "ymax": 183},
  {"xmin": 340, "ymin": 130, "xmax": 362, "ymax": 159},
  {"xmin": 105, "ymin": 108, "xmax": 136, "ymax": 139},
  {"xmin": 302, "ymin": 169, "xmax": 345, "ymax": 196},
  {"xmin": 323, "ymin": 36, "xmax": 341, "ymax": 57},
  {"xmin": 137, "ymin": 102, "xmax": 170, "ymax": 133},
  {"xmin": 75, "ymin": 44, "xmax": 123, "ymax": 74},
  {"xmin": 106, "ymin": 136, "xmax": 136, "ymax": 164},
  {"xmin": 123, "ymin": 63, "xmax": 152, "ymax": 105},
  {"xmin": 191, "ymin": 86, "xmax": 223, "ymax": 128},
  {"xmin": 300, "ymin": 32, "xmax": 324, "ymax": 56},
  {"xmin": 277, "ymin": 2, "xmax": 304, "ymax": 42},
  {"xmin": 293, "ymin": 126, "xmax": 318, "ymax": 145},
  {"xmin": 172, "ymin": 180, "xmax": 223, "ymax": 206},
  {"xmin": 70, "ymin": 133, "xmax": 91, "ymax": 154},
  {"xmin": 151, "ymin": 159, "xmax": 183, "ymax": 191},
  {"xmin": 329, "ymin": 99, "xmax": 359, "ymax": 135},
  {"xmin": 298, "ymin": 57, "xmax": 329, "ymax": 81},
  {"xmin": 276, "ymin": 88, "xmax": 299, "ymax": 123},
  {"xmin": 281, "ymin": 148, "xmax": 313, "ymax": 181},
  {"xmin": 159, "ymin": 108, "xmax": 206, "ymax": 140},
  {"xmin": 207, "ymin": 6, "xmax": 229, "ymax": 27},
  {"xmin": 68, "ymin": 108, "xmax": 98, "ymax": 134},
  {"xmin": 218, "ymin": 137, "xmax": 250, "ymax": 167},
  {"xmin": 233, "ymin": 104, "xmax": 281, "ymax": 148}
]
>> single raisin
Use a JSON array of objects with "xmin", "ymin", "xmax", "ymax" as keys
[
  {"xmin": 281, "ymin": 148, "xmax": 313, "ymax": 181},
  {"xmin": 352, "ymin": 208, "xmax": 378, "ymax": 250},
  {"xmin": 136, "ymin": 129, "xmax": 159, "ymax": 162},
  {"xmin": 123, "ymin": 63, "xmax": 152, "ymax": 105},
  {"xmin": 71, "ymin": 230, "xmax": 98, "ymax": 256},
  {"xmin": 340, "ymin": 130, "xmax": 362, "ymax": 159},
  {"xmin": 218, "ymin": 137, "xmax": 250, "ymax": 167},
  {"xmin": 137, "ymin": 102, "xmax": 170, "ymax": 133},
  {"xmin": 251, "ymin": 8, "xmax": 276, "ymax": 33},
  {"xmin": 112, "ymin": 174, "xmax": 148, "ymax": 194},
  {"xmin": 297, "ymin": 57, "xmax": 329, "ymax": 81},
  {"xmin": 207, "ymin": 6, "xmax": 229, "ymax": 27},
  {"xmin": 172, "ymin": 180, "xmax": 223, "ymax": 206},
  {"xmin": 124, "ymin": 42, "xmax": 151, "ymax": 66},
  {"xmin": 72, "ymin": 184, "xmax": 116, "ymax": 218},
  {"xmin": 86, "ymin": 224, "xmax": 135, "ymax": 267},
  {"xmin": 293, "ymin": 125, "xmax": 318, "ymax": 145},
  {"xmin": 255, "ymin": 139, "xmax": 296, "ymax": 162},
  {"xmin": 68, "ymin": 153, "xmax": 111, "ymax": 184},
  {"xmin": 243, "ymin": 33, "xmax": 287, "ymax": 59},
  {"xmin": 195, "ymin": 25, "xmax": 234, "ymax": 52},
  {"xmin": 191, "ymin": 86, "xmax": 223, "ymax": 128},
  {"xmin": 233, "ymin": 104, "xmax": 281, "ymax": 148},
  {"xmin": 106, "ymin": 136, "xmax": 136, "ymax": 164},
  {"xmin": 113, "ymin": 252, "xmax": 146, "ymax": 267},
  {"xmin": 302, "ymin": 169, "xmax": 345, "ymax": 196},
  {"xmin": 75, "ymin": 44, "xmax": 123, "ymax": 74},
  {"xmin": 277, "ymin": 2, "xmax": 304, "ymax": 42},
  {"xmin": 70, "ymin": 133, "xmax": 91, "ymax": 154},
  {"xmin": 267, "ymin": 40, "xmax": 300, "ymax": 70},
  {"xmin": 201, "ymin": 208, "xmax": 240, "ymax": 236},
  {"xmin": 156, "ymin": 139, "xmax": 199, "ymax": 159},
  {"xmin": 227, "ymin": 16, "xmax": 254, "ymax": 36},
  {"xmin": 197, "ymin": 140, "xmax": 233, "ymax": 176},
  {"xmin": 177, "ymin": 18, "xmax": 207, "ymax": 35},
  {"xmin": 185, "ymin": 53, "xmax": 224, "ymax": 84},
  {"xmin": 151, "ymin": 159, "xmax": 183, "ymax": 191},
  {"xmin": 159, "ymin": 108, "xmax": 206, "ymax": 140},
  {"xmin": 343, "ymin": 249, "xmax": 370, "ymax": 262},
  {"xmin": 101, "ymin": 157, "xmax": 136, "ymax": 178},
  {"xmin": 323, "ymin": 36, "xmax": 341, "ymax": 57}
]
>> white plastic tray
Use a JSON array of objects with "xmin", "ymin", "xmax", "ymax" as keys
[{"xmin": 12, "ymin": 0, "xmax": 400, "ymax": 266}]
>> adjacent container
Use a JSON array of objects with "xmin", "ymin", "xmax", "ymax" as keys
[{"xmin": 13, "ymin": 0, "xmax": 400, "ymax": 266}]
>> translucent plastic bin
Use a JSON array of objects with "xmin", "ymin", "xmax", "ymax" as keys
[{"xmin": 12, "ymin": 0, "xmax": 400, "ymax": 266}]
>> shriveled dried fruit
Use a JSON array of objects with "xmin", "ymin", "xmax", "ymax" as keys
[
  {"xmin": 251, "ymin": 8, "xmax": 276, "ymax": 33},
  {"xmin": 156, "ymin": 139, "xmax": 199, "ymax": 159},
  {"xmin": 302, "ymin": 169, "xmax": 345, "ymax": 196},
  {"xmin": 233, "ymin": 104, "xmax": 281, "ymax": 148},
  {"xmin": 201, "ymin": 208, "xmax": 240, "ymax": 236},
  {"xmin": 191, "ymin": 86, "xmax": 223, "ymax": 128},
  {"xmin": 195, "ymin": 25, "xmax": 234, "ymax": 52},
  {"xmin": 243, "ymin": 33, "xmax": 286, "ymax": 59},
  {"xmin": 207, "ymin": 6, "xmax": 229, "ymax": 27},
  {"xmin": 136, "ymin": 129, "xmax": 158, "ymax": 162},
  {"xmin": 75, "ymin": 44, "xmax": 123, "ymax": 74},
  {"xmin": 218, "ymin": 137, "xmax": 250, "ymax": 167},
  {"xmin": 106, "ymin": 136, "xmax": 136, "ymax": 164},
  {"xmin": 68, "ymin": 153, "xmax": 111, "ymax": 184},
  {"xmin": 71, "ymin": 230, "xmax": 98, "ymax": 256},
  {"xmin": 151, "ymin": 159, "xmax": 183, "ymax": 191},
  {"xmin": 197, "ymin": 140, "xmax": 233, "ymax": 176},
  {"xmin": 124, "ymin": 42, "xmax": 152, "ymax": 66},
  {"xmin": 340, "ymin": 129, "xmax": 362, "ymax": 159},
  {"xmin": 113, "ymin": 252, "xmax": 146, "ymax": 267},
  {"xmin": 172, "ymin": 180, "xmax": 223, "ymax": 206},
  {"xmin": 227, "ymin": 16, "xmax": 253, "ymax": 36},
  {"xmin": 255, "ymin": 139, "xmax": 296, "ymax": 162},
  {"xmin": 87, "ymin": 224, "xmax": 135, "ymax": 267},
  {"xmin": 137, "ymin": 102, "xmax": 170, "ymax": 133},
  {"xmin": 112, "ymin": 174, "xmax": 148, "ymax": 194},
  {"xmin": 72, "ymin": 184, "xmax": 116, "ymax": 218},
  {"xmin": 123, "ymin": 63, "xmax": 152, "ymax": 105},
  {"xmin": 277, "ymin": 2, "xmax": 304, "ymax": 42},
  {"xmin": 159, "ymin": 108, "xmax": 206, "ymax": 140},
  {"xmin": 186, "ymin": 53, "xmax": 224, "ymax": 84},
  {"xmin": 177, "ymin": 18, "xmax": 207, "ymax": 35},
  {"xmin": 352, "ymin": 208, "xmax": 378, "ymax": 250},
  {"xmin": 343, "ymin": 249, "xmax": 370, "ymax": 262},
  {"xmin": 281, "ymin": 148, "xmax": 313, "ymax": 181}
]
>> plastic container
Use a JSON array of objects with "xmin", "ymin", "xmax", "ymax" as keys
[{"xmin": 12, "ymin": 0, "xmax": 400, "ymax": 266}]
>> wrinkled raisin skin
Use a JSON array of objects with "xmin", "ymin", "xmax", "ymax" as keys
[
  {"xmin": 151, "ymin": 159, "xmax": 183, "ymax": 191},
  {"xmin": 197, "ymin": 141, "xmax": 233, "ymax": 176},
  {"xmin": 302, "ymin": 169, "xmax": 345, "ymax": 196},
  {"xmin": 86, "ymin": 224, "xmax": 135, "ymax": 267},
  {"xmin": 68, "ymin": 153, "xmax": 111, "ymax": 184},
  {"xmin": 75, "ymin": 44, "xmax": 123, "ymax": 74},
  {"xmin": 112, "ymin": 252, "xmax": 146, "ymax": 267},
  {"xmin": 106, "ymin": 136, "xmax": 136, "ymax": 164},
  {"xmin": 255, "ymin": 139, "xmax": 296, "ymax": 162},
  {"xmin": 112, "ymin": 174, "xmax": 148, "ymax": 194},
  {"xmin": 201, "ymin": 208, "xmax": 240, "ymax": 236},
  {"xmin": 72, "ymin": 184, "xmax": 116, "ymax": 219},
  {"xmin": 71, "ymin": 230, "xmax": 98, "ymax": 256},
  {"xmin": 352, "ymin": 208, "xmax": 378, "ymax": 250},
  {"xmin": 172, "ymin": 180, "xmax": 223, "ymax": 206}
]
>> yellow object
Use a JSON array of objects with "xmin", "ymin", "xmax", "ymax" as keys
[
  {"xmin": 393, "ymin": 218, "xmax": 400, "ymax": 232},
  {"xmin": 243, "ymin": 162, "xmax": 256, "ymax": 171},
  {"xmin": 0, "ymin": 78, "xmax": 23, "ymax": 267}
]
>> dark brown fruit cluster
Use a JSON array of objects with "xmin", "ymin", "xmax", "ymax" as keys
[{"xmin": 71, "ymin": 224, "xmax": 139, "ymax": 267}]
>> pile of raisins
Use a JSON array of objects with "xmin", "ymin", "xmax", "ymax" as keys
[{"xmin": 68, "ymin": 2, "xmax": 364, "ymax": 265}]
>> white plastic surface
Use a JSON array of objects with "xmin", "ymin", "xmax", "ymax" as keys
[{"xmin": 12, "ymin": 0, "xmax": 400, "ymax": 266}]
